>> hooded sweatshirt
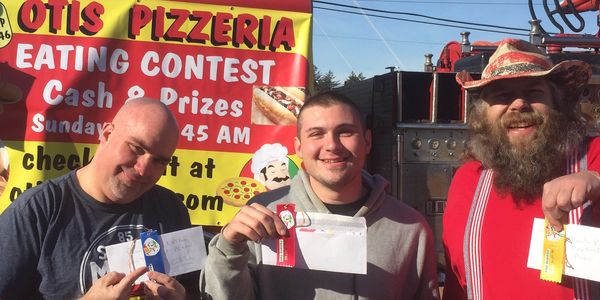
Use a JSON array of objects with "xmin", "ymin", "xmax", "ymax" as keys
[{"xmin": 202, "ymin": 170, "xmax": 439, "ymax": 300}]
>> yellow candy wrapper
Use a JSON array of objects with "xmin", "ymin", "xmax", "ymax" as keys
[{"xmin": 540, "ymin": 219, "xmax": 566, "ymax": 283}]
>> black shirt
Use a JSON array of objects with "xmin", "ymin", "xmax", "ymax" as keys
[{"xmin": 323, "ymin": 187, "xmax": 370, "ymax": 216}]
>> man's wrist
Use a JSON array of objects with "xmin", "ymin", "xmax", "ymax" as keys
[{"xmin": 215, "ymin": 231, "xmax": 248, "ymax": 255}]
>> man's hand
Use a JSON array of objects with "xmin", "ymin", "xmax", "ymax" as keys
[
  {"xmin": 542, "ymin": 171, "xmax": 600, "ymax": 231},
  {"xmin": 221, "ymin": 203, "xmax": 288, "ymax": 245},
  {"xmin": 80, "ymin": 267, "xmax": 146, "ymax": 300},
  {"xmin": 143, "ymin": 271, "xmax": 186, "ymax": 300}
]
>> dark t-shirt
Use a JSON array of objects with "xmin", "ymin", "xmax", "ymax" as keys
[
  {"xmin": 0, "ymin": 171, "xmax": 192, "ymax": 300},
  {"xmin": 323, "ymin": 188, "xmax": 370, "ymax": 216}
]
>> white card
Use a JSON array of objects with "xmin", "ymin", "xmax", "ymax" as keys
[
  {"xmin": 260, "ymin": 212, "xmax": 367, "ymax": 274},
  {"xmin": 527, "ymin": 218, "xmax": 600, "ymax": 282},
  {"xmin": 106, "ymin": 226, "xmax": 207, "ymax": 283}
]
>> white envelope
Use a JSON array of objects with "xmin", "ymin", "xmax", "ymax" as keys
[
  {"xmin": 106, "ymin": 226, "xmax": 207, "ymax": 283},
  {"xmin": 259, "ymin": 212, "xmax": 367, "ymax": 274},
  {"xmin": 527, "ymin": 218, "xmax": 600, "ymax": 282}
]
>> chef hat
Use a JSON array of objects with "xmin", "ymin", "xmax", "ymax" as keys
[{"xmin": 251, "ymin": 143, "xmax": 288, "ymax": 180}]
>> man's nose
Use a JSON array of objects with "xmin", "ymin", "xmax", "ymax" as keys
[
  {"xmin": 508, "ymin": 98, "xmax": 532, "ymax": 112},
  {"xmin": 323, "ymin": 133, "xmax": 342, "ymax": 150},
  {"xmin": 134, "ymin": 156, "xmax": 152, "ymax": 177}
]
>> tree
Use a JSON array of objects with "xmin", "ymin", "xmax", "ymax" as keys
[
  {"xmin": 344, "ymin": 71, "xmax": 366, "ymax": 86},
  {"xmin": 313, "ymin": 65, "xmax": 340, "ymax": 93}
]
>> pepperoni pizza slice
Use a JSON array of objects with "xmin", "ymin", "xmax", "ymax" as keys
[{"xmin": 217, "ymin": 177, "xmax": 267, "ymax": 207}]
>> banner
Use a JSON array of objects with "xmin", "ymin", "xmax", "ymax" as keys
[{"xmin": 0, "ymin": 0, "xmax": 312, "ymax": 226}]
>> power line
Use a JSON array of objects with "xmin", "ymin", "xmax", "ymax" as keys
[
  {"xmin": 341, "ymin": 0, "xmax": 541, "ymax": 5},
  {"xmin": 314, "ymin": 20, "xmax": 356, "ymax": 72},
  {"xmin": 349, "ymin": 0, "xmax": 406, "ymax": 69},
  {"xmin": 314, "ymin": 33, "xmax": 444, "ymax": 45},
  {"xmin": 314, "ymin": 0, "xmax": 530, "ymax": 34},
  {"xmin": 313, "ymin": 5, "xmax": 530, "ymax": 36}
]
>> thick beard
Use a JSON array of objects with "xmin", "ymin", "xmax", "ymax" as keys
[{"xmin": 468, "ymin": 110, "xmax": 583, "ymax": 203}]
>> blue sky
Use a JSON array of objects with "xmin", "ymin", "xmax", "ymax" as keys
[{"xmin": 311, "ymin": 0, "xmax": 599, "ymax": 81}]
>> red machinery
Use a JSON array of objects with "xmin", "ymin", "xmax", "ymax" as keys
[{"xmin": 434, "ymin": 0, "xmax": 600, "ymax": 72}]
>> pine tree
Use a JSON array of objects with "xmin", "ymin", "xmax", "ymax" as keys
[
  {"xmin": 313, "ymin": 65, "xmax": 340, "ymax": 93},
  {"xmin": 344, "ymin": 71, "xmax": 366, "ymax": 86}
]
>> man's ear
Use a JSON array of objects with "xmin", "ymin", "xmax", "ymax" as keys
[
  {"xmin": 100, "ymin": 123, "xmax": 114, "ymax": 143},
  {"xmin": 294, "ymin": 136, "xmax": 302, "ymax": 159},
  {"xmin": 364, "ymin": 129, "xmax": 372, "ymax": 155}
]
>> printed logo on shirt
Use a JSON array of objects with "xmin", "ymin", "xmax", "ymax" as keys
[{"xmin": 78, "ymin": 225, "xmax": 147, "ymax": 294}]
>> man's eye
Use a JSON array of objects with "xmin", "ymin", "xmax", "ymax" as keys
[
  {"xmin": 154, "ymin": 158, "xmax": 170, "ymax": 166},
  {"xmin": 339, "ymin": 131, "xmax": 356, "ymax": 137},
  {"xmin": 490, "ymin": 94, "xmax": 510, "ymax": 103},
  {"xmin": 529, "ymin": 89, "xmax": 546, "ymax": 96},
  {"xmin": 130, "ymin": 144, "xmax": 144, "ymax": 155}
]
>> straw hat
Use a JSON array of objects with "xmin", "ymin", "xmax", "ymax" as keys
[{"xmin": 456, "ymin": 38, "xmax": 591, "ymax": 102}]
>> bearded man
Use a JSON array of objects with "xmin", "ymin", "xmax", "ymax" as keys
[{"xmin": 442, "ymin": 39, "xmax": 600, "ymax": 299}]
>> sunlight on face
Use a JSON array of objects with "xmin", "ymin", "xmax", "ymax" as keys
[
  {"xmin": 294, "ymin": 103, "xmax": 371, "ymax": 191},
  {"xmin": 95, "ymin": 101, "xmax": 179, "ymax": 204},
  {"xmin": 481, "ymin": 78, "xmax": 555, "ymax": 145}
]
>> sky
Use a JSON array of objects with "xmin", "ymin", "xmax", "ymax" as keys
[{"xmin": 311, "ymin": 0, "xmax": 599, "ymax": 82}]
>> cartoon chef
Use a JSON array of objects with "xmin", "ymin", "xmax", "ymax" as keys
[{"xmin": 251, "ymin": 143, "xmax": 291, "ymax": 190}]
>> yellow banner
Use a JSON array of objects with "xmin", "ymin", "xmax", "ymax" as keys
[
  {"xmin": 0, "ymin": 140, "xmax": 303, "ymax": 224},
  {"xmin": 0, "ymin": 0, "xmax": 312, "ymax": 226}
]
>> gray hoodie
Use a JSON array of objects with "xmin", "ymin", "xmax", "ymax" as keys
[{"xmin": 202, "ymin": 170, "xmax": 439, "ymax": 300}]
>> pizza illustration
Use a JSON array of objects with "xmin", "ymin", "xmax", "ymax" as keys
[{"xmin": 217, "ymin": 177, "xmax": 267, "ymax": 207}]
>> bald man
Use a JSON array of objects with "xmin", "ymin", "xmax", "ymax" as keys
[{"xmin": 0, "ymin": 98, "xmax": 191, "ymax": 300}]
